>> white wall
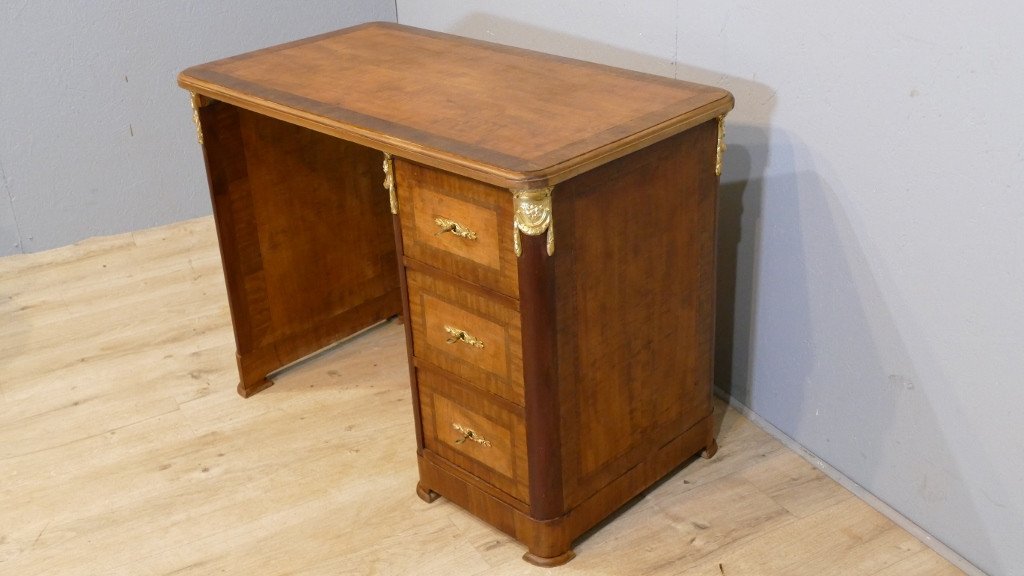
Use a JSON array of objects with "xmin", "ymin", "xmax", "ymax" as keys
[
  {"xmin": 0, "ymin": 1, "xmax": 396, "ymax": 256},
  {"xmin": 396, "ymin": 2, "xmax": 1024, "ymax": 573}
]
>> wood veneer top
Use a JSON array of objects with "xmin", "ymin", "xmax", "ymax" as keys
[{"xmin": 179, "ymin": 22, "xmax": 733, "ymax": 189}]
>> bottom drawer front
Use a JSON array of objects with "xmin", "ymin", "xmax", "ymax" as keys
[{"xmin": 418, "ymin": 368, "xmax": 529, "ymax": 504}]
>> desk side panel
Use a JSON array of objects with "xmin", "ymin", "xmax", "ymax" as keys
[
  {"xmin": 554, "ymin": 121, "xmax": 719, "ymax": 509},
  {"xmin": 199, "ymin": 102, "xmax": 402, "ymax": 396}
]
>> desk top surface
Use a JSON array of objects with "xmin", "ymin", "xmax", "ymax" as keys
[{"xmin": 179, "ymin": 22, "xmax": 733, "ymax": 189}]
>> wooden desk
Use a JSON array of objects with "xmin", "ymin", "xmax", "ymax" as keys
[{"xmin": 179, "ymin": 22, "xmax": 733, "ymax": 566}]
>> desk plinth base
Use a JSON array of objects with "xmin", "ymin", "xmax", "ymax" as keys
[
  {"xmin": 523, "ymin": 550, "xmax": 577, "ymax": 568},
  {"xmin": 415, "ymin": 413, "xmax": 714, "ymax": 567},
  {"xmin": 237, "ymin": 377, "xmax": 273, "ymax": 398}
]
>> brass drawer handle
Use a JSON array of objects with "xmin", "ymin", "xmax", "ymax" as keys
[
  {"xmin": 433, "ymin": 217, "xmax": 478, "ymax": 240},
  {"xmin": 452, "ymin": 423, "xmax": 491, "ymax": 447},
  {"xmin": 444, "ymin": 325, "xmax": 485, "ymax": 348}
]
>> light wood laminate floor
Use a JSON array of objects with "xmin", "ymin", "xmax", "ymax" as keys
[{"xmin": 0, "ymin": 217, "xmax": 965, "ymax": 575}]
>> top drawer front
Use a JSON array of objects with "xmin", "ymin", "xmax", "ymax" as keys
[{"xmin": 395, "ymin": 159, "xmax": 519, "ymax": 297}]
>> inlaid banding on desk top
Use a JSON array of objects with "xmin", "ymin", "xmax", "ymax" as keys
[{"xmin": 179, "ymin": 22, "xmax": 733, "ymax": 179}]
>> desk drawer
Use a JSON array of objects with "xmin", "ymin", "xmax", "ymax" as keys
[
  {"xmin": 418, "ymin": 367, "xmax": 529, "ymax": 504},
  {"xmin": 395, "ymin": 159, "xmax": 519, "ymax": 297},
  {"xmin": 407, "ymin": 268, "xmax": 524, "ymax": 405}
]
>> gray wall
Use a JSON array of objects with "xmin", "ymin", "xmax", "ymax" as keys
[
  {"xmin": 0, "ymin": 1, "xmax": 397, "ymax": 256},
  {"xmin": 395, "ymin": 2, "xmax": 1024, "ymax": 574}
]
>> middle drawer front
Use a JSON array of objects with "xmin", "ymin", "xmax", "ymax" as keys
[{"xmin": 407, "ymin": 267, "xmax": 525, "ymax": 405}]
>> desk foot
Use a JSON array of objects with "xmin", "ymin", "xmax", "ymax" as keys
[
  {"xmin": 702, "ymin": 438, "xmax": 719, "ymax": 459},
  {"xmin": 523, "ymin": 549, "xmax": 576, "ymax": 568},
  {"xmin": 416, "ymin": 483, "xmax": 440, "ymax": 503},
  {"xmin": 237, "ymin": 378, "xmax": 273, "ymax": 398}
]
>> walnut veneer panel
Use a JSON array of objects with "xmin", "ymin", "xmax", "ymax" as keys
[
  {"xmin": 552, "ymin": 122, "xmax": 719, "ymax": 509},
  {"xmin": 179, "ymin": 22, "xmax": 733, "ymax": 188},
  {"xmin": 198, "ymin": 102, "xmax": 401, "ymax": 396}
]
